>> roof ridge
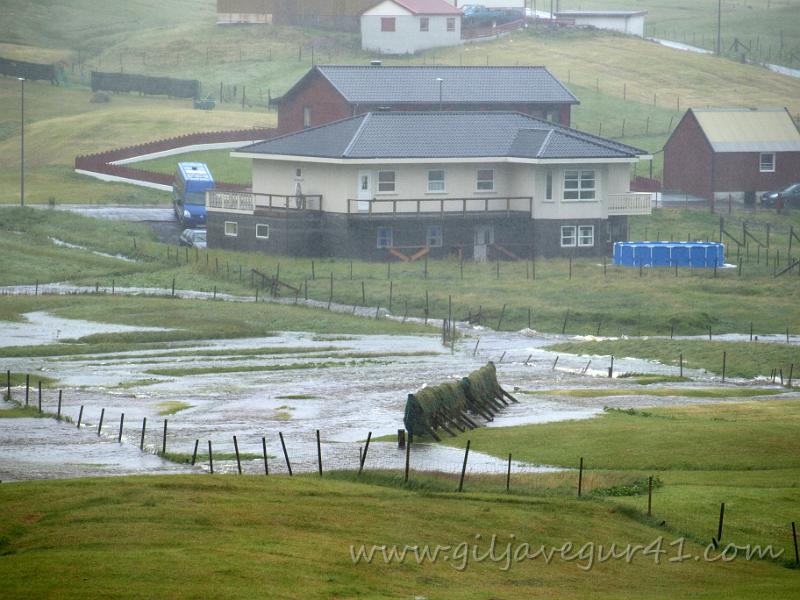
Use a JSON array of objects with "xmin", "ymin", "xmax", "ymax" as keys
[{"xmin": 342, "ymin": 113, "xmax": 372, "ymax": 158}]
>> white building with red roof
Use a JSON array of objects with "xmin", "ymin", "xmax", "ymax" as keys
[{"xmin": 361, "ymin": 0, "xmax": 462, "ymax": 55}]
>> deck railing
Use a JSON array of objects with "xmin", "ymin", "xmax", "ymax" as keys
[
  {"xmin": 207, "ymin": 190, "xmax": 322, "ymax": 213},
  {"xmin": 608, "ymin": 193, "xmax": 653, "ymax": 216},
  {"xmin": 346, "ymin": 196, "xmax": 533, "ymax": 218}
]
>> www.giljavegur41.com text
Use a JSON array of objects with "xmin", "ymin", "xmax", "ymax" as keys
[{"xmin": 350, "ymin": 535, "xmax": 784, "ymax": 572}]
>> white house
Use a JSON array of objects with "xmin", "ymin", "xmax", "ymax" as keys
[
  {"xmin": 209, "ymin": 112, "xmax": 652, "ymax": 260},
  {"xmin": 361, "ymin": 0, "xmax": 463, "ymax": 55},
  {"xmin": 555, "ymin": 10, "xmax": 647, "ymax": 38}
]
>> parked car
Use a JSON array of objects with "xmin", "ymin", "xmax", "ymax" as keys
[
  {"xmin": 761, "ymin": 182, "xmax": 800, "ymax": 208},
  {"xmin": 193, "ymin": 96, "xmax": 216, "ymax": 110},
  {"xmin": 179, "ymin": 228, "xmax": 207, "ymax": 248}
]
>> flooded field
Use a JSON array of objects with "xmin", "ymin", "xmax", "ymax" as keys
[{"xmin": 1, "ymin": 306, "xmax": 793, "ymax": 482}]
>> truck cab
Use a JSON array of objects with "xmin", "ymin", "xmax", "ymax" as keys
[{"xmin": 173, "ymin": 162, "xmax": 214, "ymax": 227}]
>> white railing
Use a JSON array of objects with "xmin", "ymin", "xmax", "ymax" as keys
[
  {"xmin": 608, "ymin": 193, "xmax": 653, "ymax": 215},
  {"xmin": 207, "ymin": 190, "xmax": 322, "ymax": 213}
]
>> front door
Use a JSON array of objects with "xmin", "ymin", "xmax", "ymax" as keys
[
  {"xmin": 473, "ymin": 225, "xmax": 494, "ymax": 261},
  {"xmin": 357, "ymin": 170, "xmax": 372, "ymax": 212}
]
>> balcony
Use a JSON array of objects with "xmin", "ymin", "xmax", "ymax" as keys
[
  {"xmin": 346, "ymin": 196, "xmax": 533, "ymax": 218},
  {"xmin": 206, "ymin": 190, "xmax": 322, "ymax": 214},
  {"xmin": 608, "ymin": 192, "xmax": 653, "ymax": 216}
]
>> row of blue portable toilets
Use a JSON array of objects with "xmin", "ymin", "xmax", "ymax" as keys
[{"xmin": 613, "ymin": 242, "xmax": 726, "ymax": 268}]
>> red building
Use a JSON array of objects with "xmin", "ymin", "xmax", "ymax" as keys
[
  {"xmin": 663, "ymin": 108, "xmax": 800, "ymax": 202},
  {"xmin": 272, "ymin": 64, "xmax": 579, "ymax": 134}
]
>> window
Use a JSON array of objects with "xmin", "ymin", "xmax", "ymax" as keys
[
  {"xmin": 378, "ymin": 171, "xmax": 396, "ymax": 193},
  {"xmin": 377, "ymin": 227, "xmax": 393, "ymax": 248},
  {"xmin": 256, "ymin": 224, "xmax": 270, "ymax": 239},
  {"xmin": 427, "ymin": 169, "xmax": 445, "ymax": 192},
  {"xmin": 476, "ymin": 169, "xmax": 494, "ymax": 192},
  {"xmin": 578, "ymin": 225, "xmax": 594, "ymax": 247},
  {"xmin": 303, "ymin": 106, "xmax": 311, "ymax": 129},
  {"xmin": 426, "ymin": 225, "xmax": 443, "ymax": 247},
  {"xmin": 545, "ymin": 171, "xmax": 553, "ymax": 201},
  {"xmin": 760, "ymin": 153, "xmax": 775, "ymax": 173},
  {"xmin": 446, "ymin": 17, "xmax": 456, "ymax": 32},
  {"xmin": 381, "ymin": 17, "xmax": 395, "ymax": 32},
  {"xmin": 295, "ymin": 168, "xmax": 302, "ymax": 179},
  {"xmin": 224, "ymin": 221, "xmax": 238, "ymax": 237},
  {"xmin": 420, "ymin": 17, "xmax": 429, "ymax": 32},
  {"xmin": 563, "ymin": 170, "xmax": 596, "ymax": 201},
  {"xmin": 561, "ymin": 226, "xmax": 576, "ymax": 247}
]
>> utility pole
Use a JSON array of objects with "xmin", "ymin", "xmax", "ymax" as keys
[{"xmin": 19, "ymin": 77, "xmax": 25, "ymax": 207}]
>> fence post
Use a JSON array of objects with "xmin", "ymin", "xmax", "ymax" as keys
[
  {"xmin": 25, "ymin": 374, "xmax": 29, "ymax": 406},
  {"xmin": 5, "ymin": 370, "xmax": 10, "ymax": 402},
  {"xmin": 506, "ymin": 453, "xmax": 512, "ymax": 492},
  {"xmin": 191, "ymin": 439, "xmax": 199, "ymax": 465},
  {"xmin": 358, "ymin": 432, "xmax": 372, "ymax": 476},
  {"xmin": 77, "ymin": 405, "xmax": 84, "ymax": 429},
  {"xmin": 140, "ymin": 417, "xmax": 146, "ymax": 450},
  {"xmin": 261, "ymin": 436, "xmax": 269, "ymax": 475},
  {"xmin": 404, "ymin": 435, "xmax": 411, "ymax": 483},
  {"xmin": 162, "ymin": 419, "xmax": 168, "ymax": 456},
  {"xmin": 279, "ymin": 432, "xmax": 292, "ymax": 476},
  {"xmin": 233, "ymin": 435, "xmax": 242, "ymax": 474},
  {"xmin": 208, "ymin": 440, "xmax": 214, "ymax": 474},
  {"xmin": 458, "ymin": 440, "xmax": 471, "ymax": 492},
  {"xmin": 578, "ymin": 457, "xmax": 584, "ymax": 497},
  {"xmin": 57, "ymin": 390, "xmax": 62, "ymax": 420},
  {"xmin": 97, "ymin": 408, "xmax": 105, "ymax": 435},
  {"xmin": 647, "ymin": 476, "xmax": 653, "ymax": 516},
  {"xmin": 316, "ymin": 429, "xmax": 323, "ymax": 477}
]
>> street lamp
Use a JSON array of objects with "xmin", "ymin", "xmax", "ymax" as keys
[
  {"xmin": 19, "ymin": 77, "xmax": 24, "ymax": 207},
  {"xmin": 436, "ymin": 77, "xmax": 443, "ymax": 111}
]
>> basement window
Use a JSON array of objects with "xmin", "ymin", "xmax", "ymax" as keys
[
  {"xmin": 377, "ymin": 227, "xmax": 393, "ymax": 249},
  {"xmin": 426, "ymin": 225, "xmax": 443, "ymax": 247},
  {"xmin": 560, "ymin": 225, "xmax": 577, "ymax": 247},
  {"xmin": 381, "ymin": 17, "xmax": 396, "ymax": 32},
  {"xmin": 760, "ymin": 153, "xmax": 775, "ymax": 173},
  {"xmin": 578, "ymin": 225, "xmax": 595, "ymax": 247},
  {"xmin": 256, "ymin": 224, "xmax": 270, "ymax": 239},
  {"xmin": 224, "ymin": 221, "xmax": 238, "ymax": 237}
]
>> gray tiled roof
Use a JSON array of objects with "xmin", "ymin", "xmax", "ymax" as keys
[
  {"xmin": 238, "ymin": 112, "xmax": 646, "ymax": 160},
  {"xmin": 305, "ymin": 65, "xmax": 579, "ymax": 105}
]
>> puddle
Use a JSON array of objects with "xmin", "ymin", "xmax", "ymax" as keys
[
  {"xmin": 0, "ymin": 311, "xmax": 171, "ymax": 348},
  {"xmin": 50, "ymin": 238, "xmax": 136, "ymax": 262}
]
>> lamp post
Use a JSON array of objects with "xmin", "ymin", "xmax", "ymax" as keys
[
  {"xmin": 436, "ymin": 77, "xmax": 443, "ymax": 111},
  {"xmin": 19, "ymin": 77, "xmax": 25, "ymax": 207}
]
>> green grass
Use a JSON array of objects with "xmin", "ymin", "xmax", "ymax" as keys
[
  {"xmin": 160, "ymin": 452, "xmax": 263, "ymax": 465},
  {"xmin": 1, "ymin": 475, "xmax": 799, "ymax": 599},
  {"xmin": 156, "ymin": 401, "xmax": 192, "ymax": 416},
  {"xmin": 0, "ymin": 405, "xmax": 51, "ymax": 419},
  {"xmin": 618, "ymin": 373, "xmax": 692, "ymax": 384},
  {"xmin": 546, "ymin": 339, "xmax": 800, "ymax": 380}
]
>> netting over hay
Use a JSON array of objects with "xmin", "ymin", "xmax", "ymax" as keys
[{"xmin": 403, "ymin": 362, "xmax": 515, "ymax": 441}]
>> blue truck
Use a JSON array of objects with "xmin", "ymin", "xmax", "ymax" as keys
[{"xmin": 173, "ymin": 162, "xmax": 214, "ymax": 227}]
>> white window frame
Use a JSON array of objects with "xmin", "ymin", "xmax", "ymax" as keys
[
  {"xmin": 224, "ymin": 221, "xmax": 238, "ymax": 237},
  {"xmin": 420, "ymin": 17, "xmax": 429, "ymax": 32},
  {"xmin": 560, "ymin": 225, "xmax": 577, "ymax": 247},
  {"xmin": 427, "ymin": 169, "xmax": 446, "ymax": 193},
  {"xmin": 426, "ymin": 225, "xmax": 443, "ymax": 248},
  {"xmin": 578, "ymin": 225, "xmax": 594, "ymax": 247},
  {"xmin": 446, "ymin": 17, "xmax": 456, "ymax": 32},
  {"xmin": 563, "ymin": 170, "xmax": 596, "ymax": 201},
  {"xmin": 255, "ymin": 224, "xmax": 270, "ymax": 239},
  {"xmin": 545, "ymin": 171, "xmax": 553, "ymax": 201},
  {"xmin": 476, "ymin": 168, "xmax": 495, "ymax": 192},
  {"xmin": 759, "ymin": 153, "xmax": 775, "ymax": 173},
  {"xmin": 377, "ymin": 226, "xmax": 393, "ymax": 249},
  {"xmin": 377, "ymin": 170, "xmax": 396, "ymax": 193}
]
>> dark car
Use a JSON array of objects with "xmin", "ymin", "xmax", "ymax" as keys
[
  {"xmin": 761, "ymin": 182, "xmax": 800, "ymax": 208},
  {"xmin": 179, "ymin": 228, "xmax": 207, "ymax": 248}
]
